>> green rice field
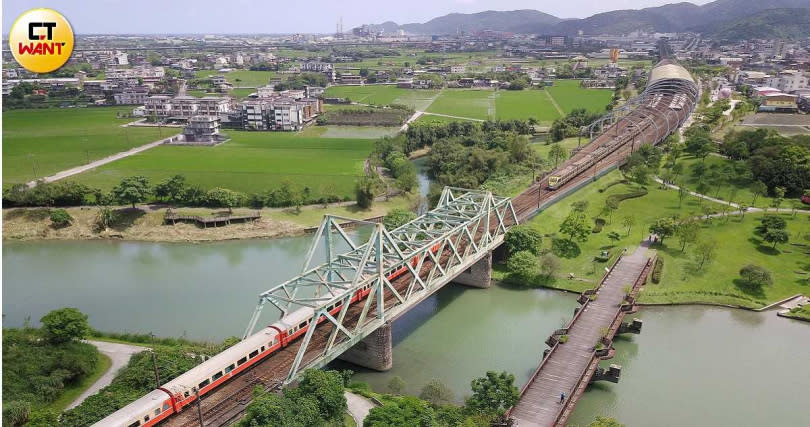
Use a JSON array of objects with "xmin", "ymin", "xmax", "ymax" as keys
[
  {"xmin": 426, "ymin": 89, "xmax": 496, "ymax": 120},
  {"xmin": 494, "ymin": 90, "xmax": 562, "ymax": 123},
  {"xmin": 71, "ymin": 131, "xmax": 373, "ymax": 198},
  {"xmin": 194, "ymin": 70, "xmax": 277, "ymax": 87},
  {"xmin": 546, "ymin": 80, "xmax": 613, "ymax": 114},
  {"xmin": 2, "ymin": 107, "xmax": 164, "ymax": 186},
  {"xmin": 323, "ymin": 86, "xmax": 439, "ymax": 110}
]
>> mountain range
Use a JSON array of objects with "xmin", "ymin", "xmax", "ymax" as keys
[{"xmin": 367, "ymin": 0, "xmax": 810, "ymax": 40}]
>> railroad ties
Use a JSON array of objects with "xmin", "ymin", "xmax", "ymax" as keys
[{"xmin": 507, "ymin": 245, "xmax": 656, "ymax": 427}]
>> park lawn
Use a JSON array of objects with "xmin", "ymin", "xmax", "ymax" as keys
[
  {"xmin": 71, "ymin": 131, "xmax": 373, "ymax": 198},
  {"xmin": 673, "ymin": 155, "xmax": 775, "ymax": 209},
  {"xmin": 45, "ymin": 353, "xmax": 112, "ymax": 413},
  {"xmin": 495, "ymin": 169, "xmax": 724, "ymax": 288},
  {"xmin": 426, "ymin": 89, "xmax": 495, "ymax": 120},
  {"xmin": 640, "ymin": 212, "xmax": 810, "ymax": 308},
  {"xmin": 223, "ymin": 70, "xmax": 277, "ymax": 87},
  {"xmin": 546, "ymin": 80, "xmax": 613, "ymax": 114},
  {"xmin": 2, "ymin": 107, "xmax": 163, "ymax": 186},
  {"xmin": 494, "ymin": 90, "xmax": 562, "ymax": 124},
  {"xmin": 228, "ymin": 88, "xmax": 256, "ymax": 99}
]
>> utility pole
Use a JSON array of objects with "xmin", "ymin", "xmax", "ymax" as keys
[
  {"xmin": 195, "ymin": 388, "xmax": 204, "ymax": 427},
  {"xmin": 150, "ymin": 333, "xmax": 161, "ymax": 389}
]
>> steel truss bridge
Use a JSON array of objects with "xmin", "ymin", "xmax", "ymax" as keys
[{"xmin": 243, "ymin": 187, "xmax": 517, "ymax": 384}]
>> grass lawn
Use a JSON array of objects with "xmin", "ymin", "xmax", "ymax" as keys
[
  {"xmin": 640, "ymin": 212, "xmax": 810, "ymax": 308},
  {"xmin": 493, "ymin": 169, "xmax": 725, "ymax": 290},
  {"xmin": 426, "ymin": 89, "xmax": 495, "ymax": 120},
  {"xmin": 71, "ymin": 131, "xmax": 373, "ymax": 198},
  {"xmin": 2, "ymin": 107, "xmax": 164, "ymax": 186},
  {"xmin": 532, "ymin": 137, "xmax": 581, "ymax": 162},
  {"xmin": 546, "ymin": 80, "xmax": 613, "ymax": 114},
  {"xmin": 786, "ymin": 305, "xmax": 810, "ymax": 321},
  {"xmin": 228, "ymin": 88, "xmax": 257, "ymax": 99},
  {"xmin": 494, "ymin": 90, "xmax": 562, "ymax": 124},
  {"xmin": 194, "ymin": 69, "xmax": 277, "ymax": 87},
  {"xmin": 673, "ymin": 155, "xmax": 775, "ymax": 209},
  {"xmin": 318, "ymin": 126, "xmax": 400, "ymax": 139},
  {"xmin": 45, "ymin": 353, "xmax": 112, "ymax": 413}
]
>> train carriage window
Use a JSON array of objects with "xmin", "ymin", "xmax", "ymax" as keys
[
  {"xmin": 261, "ymin": 346, "xmax": 265, "ymax": 352},
  {"xmin": 144, "ymin": 415, "xmax": 150, "ymax": 422},
  {"xmin": 299, "ymin": 321, "xmax": 307, "ymax": 329},
  {"xmin": 128, "ymin": 422, "xmax": 141, "ymax": 427},
  {"xmin": 249, "ymin": 349, "xmax": 259, "ymax": 358},
  {"xmin": 212, "ymin": 371, "xmax": 223, "ymax": 381},
  {"xmin": 184, "ymin": 391, "xmax": 190, "ymax": 398},
  {"xmin": 163, "ymin": 403, "xmax": 170, "ymax": 411},
  {"xmin": 155, "ymin": 408, "xmax": 161, "ymax": 416},
  {"xmin": 199, "ymin": 379, "xmax": 210, "ymax": 389},
  {"xmin": 288, "ymin": 329, "xmax": 294, "ymax": 335},
  {"xmin": 225, "ymin": 364, "xmax": 235, "ymax": 373},
  {"xmin": 237, "ymin": 356, "xmax": 247, "ymax": 366}
]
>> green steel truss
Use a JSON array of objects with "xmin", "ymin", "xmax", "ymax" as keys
[{"xmin": 242, "ymin": 187, "xmax": 517, "ymax": 383}]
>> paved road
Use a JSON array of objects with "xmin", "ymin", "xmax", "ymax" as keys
[
  {"xmin": 67, "ymin": 340, "xmax": 148, "ymax": 410},
  {"xmin": 345, "ymin": 391, "xmax": 378, "ymax": 425},
  {"xmin": 26, "ymin": 135, "xmax": 179, "ymax": 188}
]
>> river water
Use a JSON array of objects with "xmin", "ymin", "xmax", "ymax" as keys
[{"xmin": 3, "ymin": 238, "xmax": 808, "ymax": 426}]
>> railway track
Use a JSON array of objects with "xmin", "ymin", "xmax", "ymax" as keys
[{"xmin": 163, "ymin": 77, "xmax": 692, "ymax": 427}]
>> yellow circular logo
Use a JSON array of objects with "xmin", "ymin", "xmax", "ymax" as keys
[{"xmin": 8, "ymin": 8, "xmax": 74, "ymax": 73}]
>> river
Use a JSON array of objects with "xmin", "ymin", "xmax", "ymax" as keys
[{"xmin": 3, "ymin": 238, "xmax": 808, "ymax": 426}]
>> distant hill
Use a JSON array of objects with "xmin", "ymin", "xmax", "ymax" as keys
[
  {"xmin": 367, "ymin": 0, "xmax": 810, "ymax": 36},
  {"xmin": 551, "ymin": 0, "xmax": 810, "ymax": 35},
  {"xmin": 697, "ymin": 8, "xmax": 810, "ymax": 40}
]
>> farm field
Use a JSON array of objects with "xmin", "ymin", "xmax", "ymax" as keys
[
  {"xmin": 2, "ymin": 107, "xmax": 164, "ymax": 186},
  {"xmin": 495, "ymin": 90, "xmax": 561, "ymax": 123},
  {"xmin": 71, "ymin": 131, "xmax": 373, "ymax": 198},
  {"xmin": 546, "ymin": 80, "xmax": 613, "ymax": 114},
  {"xmin": 323, "ymin": 85, "xmax": 439, "ymax": 110},
  {"xmin": 426, "ymin": 89, "xmax": 495, "ymax": 120},
  {"xmin": 194, "ymin": 69, "xmax": 277, "ymax": 87}
]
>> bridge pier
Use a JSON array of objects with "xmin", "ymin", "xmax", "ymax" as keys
[
  {"xmin": 452, "ymin": 251, "xmax": 492, "ymax": 289},
  {"xmin": 338, "ymin": 321, "xmax": 393, "ymax": 371}
]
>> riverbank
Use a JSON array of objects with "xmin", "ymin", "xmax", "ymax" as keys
[{"xmin": 2, "ymin": 196, "xmax": 413, "ymax": 243}]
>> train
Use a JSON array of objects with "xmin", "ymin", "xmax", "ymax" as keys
[{"xmin": 95, "ymin": 243, "xmax": 440, "ymax": 427}]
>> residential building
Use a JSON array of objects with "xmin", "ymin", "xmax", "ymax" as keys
[
  {"xmin": 338, "ymin": 74, "xmax": 364, "ymax": 84},
  {"xmin": 450, "ymin": 65, "xmax": 466, "ymax": 73},
  {"xmin": 143, "ymin": 95, "xmax": 231, "ymax": 120},
  {"xmin": 765, "ymin": 70, "xmax": 809, "ymax": 93},
  {"xmin": 182, "ymin": 116, "xmax": 222, "ymax": 143},
  {"xmin": 759, "ymin": 92, "xmax": 798, "ymax": 112},
  {"xmin": 301, "ymin": 61, "xmax": 333, "ymax": 72},
  {"xmin": 114, "ymin": 88, "xmax": 150, "ymax": 105}
]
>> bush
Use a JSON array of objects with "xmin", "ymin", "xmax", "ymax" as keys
[
  {"xmin": 651, "ymin": 257, "xmax": 664, "ymax": 284},
  {"xmin": 592, "ymin": 218, "xmax": 606, "ymax": 233},
  {"xmin": 506, "ymin": 251, "xmax": 539, "ymax": 283},
  {"xmin": 504, "ymin": 225, "xmax": 543, "ymax": 256},
  {"xmin": 383, "ymin": 208, "xmax": 417, "ymax": 230},
  {"xmin": 49, "ymin": 208, "xmax": 73, "ymax": 227}
]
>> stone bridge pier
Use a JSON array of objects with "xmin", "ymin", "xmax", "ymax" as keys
[{"xmin": 338, "ymin": 251, "xmax": 495, "ymax": 370}]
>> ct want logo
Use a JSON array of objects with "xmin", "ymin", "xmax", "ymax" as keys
[{"xmin": 9, "ymin": 8, "xmax": 74, "ymax": 73}]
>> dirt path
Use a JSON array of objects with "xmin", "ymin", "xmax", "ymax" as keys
[
  {"xmin": 344, "ymin": 391, "xmax": 378, "ymax": 425},
  {"xmin": 66, "ymin": 340, "xmax": 147, "ymax": 410},
  {"xmin": 26, "ymin": 134, "xmax": 181, "ymax": 188},
  {"xmin": 543, "ymin": 89, "xmax": 565, "ymax": 116}
]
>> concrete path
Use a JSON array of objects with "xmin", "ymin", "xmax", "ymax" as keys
[
  {"xmin": 67, "ymin": 340, "xmax": 147, "ymax": 410},
  {"xmin": 345, "ymin": 391, "xmax": 378, "ymax": 425},
  {"xmin": 419, "ymin": 111, "xmax": 485, "ymax": 122},
  {"xmin": 400, "ymin": 111, "xmax": 424, "ymax": 132},
  {"xmin": 26, "ymin": 134, "xmax": 180, "ymax": 187}
]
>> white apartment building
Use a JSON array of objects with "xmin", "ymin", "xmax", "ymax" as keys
[
  {"xmin": 144, "ymin": 95, "xmax": 230, "ymax": 119},
  {"xmin": 765, "ymin": 70, "xmax": 810, "ymax": 94}
]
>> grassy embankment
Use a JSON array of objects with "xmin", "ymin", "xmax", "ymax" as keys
[
  {"xmin": 493, "ymin": 169, "xmax": 810, "ymax": 308},
  {"xmin": 2, "ymin": 107, "xmax": 164, "ymax": 186}
]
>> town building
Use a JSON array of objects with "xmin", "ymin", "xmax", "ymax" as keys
[
  {"xmin": 114, "ymin": 88, "xmax": 150, "ymax": 105},
  {"xmin": 759, "ymin": 92, "xmax": 798, "ymax": 112},
  {"xmin": 143, "ymin": 95, "xmax": 231, "ymax": 120},
  {"xmin": 182, "ymin": 116, "xmax": 223, "ymax": 144},
  {"xmin": 765, "ymin": 70, "xmax": 809, "ymax": 93}
]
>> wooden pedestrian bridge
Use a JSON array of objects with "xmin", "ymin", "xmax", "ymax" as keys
[{"xmin": 506, "ymin": 244, "xmax": 656, "ymax": 427}]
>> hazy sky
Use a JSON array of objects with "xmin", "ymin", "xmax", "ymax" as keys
[{"xmin": 3, "ymin": 0, "xmax": 713, "ymax": 34}]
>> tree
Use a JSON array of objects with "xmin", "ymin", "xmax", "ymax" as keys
[
  {"xmin": 739, "ymin": 264, "xmax": 773, "ymax": 289},
  {"xmin": 559, "ymin": 212, "xmax": 591, "ymax": 242},
  {"xmin": 758, "ymin": 215, "xmax": 787, "ymax": 232},
  {"xmin": 239, "ymin": 389, "xmax": 320, "ymax": 427},
  {"xmin": 539, "ymin": 254, "xmax": 561, "ymax": 279},
  {"xmin": 763, "ymin": 229, "xmax": 789, "ymax": 249},
  {"xmin": 364, "ymin": 396, "xmax": 437, "ymax": 427},
  {"xmin": 112, "ymin": 176, "xmax": 151, "ymax": 208},
  {"xmin": 676, "ymin": 179, "xmax": 688, "ymax": 208},
  {"xmin": 154, "ymin": 175, "xmax": 186, "ymax": 203},
  {"xmin": 589, "ymin": 416, "xmax": 625, "ymax": 427},
  {"xmin": 572, "ymin": 200, "xmax": 589, "ymax": 212},
  {"xmin": 605, "ymin": 198, "xmax": 619, "ymax": 224},
  {"xmin": 388, "ymin": 376, "xmax": 406, "ymax": 395},
  {"xmin": 49, "ymin": 209, "xmax": 73, "ymax": 227},
  {"xmin": 504, "ymin": 225, "xmax": 543, "ymax": 256},
  {"xmin": 465, "ymin": 371, "xmax": 520, "ymax": 418},
  {"xmin": 676, "ymin": 221, "xmax": 699, "ymax": 252},
  {"xmin": 621, "ymin": 215, "xmax": 636, "ymax": 236},
  {"xmin": 548, "ymin": 143, "xmax": 568, "ymax": 168},
  {"xmin": 40, "ymin": 308, "xmax": 90, "ymax": 344},
  {"xmin": 419, "ymin": 379, "xmax": 454, "ymax": 406},
  {"xmin": 286, "ymin": 369, "xmax": 346, "ymax": 422},
  {"xmin": 355, "ymin": 176, "xmax": 377, "ymax": 209},
  {"xmin": 383, "ymin": 208, "xmax": 417, "ymax": 230},
  {"xmin": 693, "ymin": 239, "xmax": 718, "ymax": 270},
  {"xmin": 685, "ymin": 132, "xmax": 713, "ymax": 162},
  {"xmin": 648, "ymin": 217, "xmax": 677, "ymax": 244},
  {"xmin": 771, "ymin": 186, "xmax": 786, "ymax": 211},
  {"xmin": 204, "ymin": 188, "xmax": 241, "ymax": 213},
  {"xmin": 607, "ymin": 231, "xmax": 621, "ymax": 244},
  {"xmin": 507, "ymin": 251, "xmax": 539, "ymax": 282},
  {"xmin": 738, "ymin": 203, "xmax": 749, "ymax": 219},
  {"xmin": 751, "ymin": 181, "xmax": 767, "ymax": 205}
]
